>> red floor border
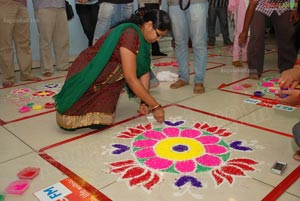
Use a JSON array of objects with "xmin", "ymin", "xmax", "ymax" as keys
[
  {"xmin": 38, "ymin": 104, "xmax": 298, "ymax": 201},
  {"xmin": 262, "ymin": 166, "xmax": 300, "ymax": 201}
]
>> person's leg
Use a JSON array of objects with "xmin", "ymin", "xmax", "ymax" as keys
[
  {"xmin": 119, "ymin": 3, "xmax": 133, "ymax": 24},
  {"xmin": 53, "ymin": 8, "xmax": 69, "ymax": 71},
  {"xmin": 93, "ymin": 2, "xmax": 114, "ymax": 43},
  {"xmin": 35, "ymin": 8, "xmax": 56, "ymax": 75},
  {"xmin": 295, "ymin": 22, "xmax": 300, "ymax": 55},
  {"xmin": 14, "ymin": 4, "xmax": 38, "ymax": 81},
  {"xmin": 247, "ymin": 11, "xmax": 265, "ymax": 79},
  {"xmin": 232, "ymin": 30, "xmax": 241, "ymax": 64},
  {"xmin": 292, "ymin": 122, "xmax": 300, "ymax": 161},
  {"xmin": 218, "ymin": 7, "xmax": 232, "ymax": 45},
  {"xmin": 271, "ymin": 11, "xmax": 296, "ymax": 73},
  {"xmin": 0, "ymin": 1, "xmax": 17, "ymax": 86},
  {"xmin": 90, "ymin": 3, "xmax": 100, "ymax": 46},
  {"xmin": 80, "ymin": 3, "xmax": 99, "ymax": 46},
  {"xmin": 168, "ymin": 5, "xmax": 190, "ymax": 88},
  {"xmin": 189, "ymin": 2, "xmax": 208, "ymax": 94},
  {"xmin": 207, "ymin": 6, "xmax": 217, "ymax": 45}
]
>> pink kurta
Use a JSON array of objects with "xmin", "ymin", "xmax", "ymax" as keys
[{"xmin": 228, "ymin": 0, "xmax": 249, "ymax": 61}]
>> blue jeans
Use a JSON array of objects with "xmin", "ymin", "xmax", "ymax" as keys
[
  {"xmin": 93, "ymin": 2, "xmax": 133, "ymax": 43},
  {"xmin": 168, "ymin": 2, "xmax": 208, "ymax": 84}
]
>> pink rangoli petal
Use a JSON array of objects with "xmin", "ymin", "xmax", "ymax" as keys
[
  {"xmin": 174, "ymin": 160, "xmax": 196, "ymax": 173},
  {"xmin": 204, "ymin": 144, "xmax": 228, "ymax": 154},
  {"xmin": 196, "ymin": 154, "xmax": 222, "ymax": 167},
  {"xmin": 261, "ymin": 81, "xmax": 274, "ymax": 88},
  {"xmin": 162, "ymin": 127, "xmax": 180, "ymax": 137},
  {"xmin": 135, "ymin": 147, "xmax": 156, "ymax": 158},
  {"xmin": 180, "ymin": 129, "xmax": 201, "ymax": 138},
  {"xmin": 143, "ymin": 130, "xmax": 166, "ymax": 140},
  {"xmin": 144, "ymin": 157, "xmax": 173, "ymax": 170},
  {"xmin": 270, "ymin": 78, "xmax": 279, "ymax": 82},
  {"xmin": 133, "ymin": 139, "xmax": 157, "ymax": 148},
  {"xmin": 196, "ymin": 136, "xmax": 220, "ymax": 144}
]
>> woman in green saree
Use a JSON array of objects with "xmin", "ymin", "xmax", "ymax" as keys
[{"xmin": 54, "ymin": 9, "xmax": 172, "ymax": 130}]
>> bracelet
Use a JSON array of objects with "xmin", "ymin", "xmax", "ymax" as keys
[{"xmin": 151, "ymin": 104, "xmax": 162, "ymax": 112}]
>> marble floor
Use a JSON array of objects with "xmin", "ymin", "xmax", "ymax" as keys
[{"xmin": 0, "ymin": 39, "xmax": 299, "ymax": 201}]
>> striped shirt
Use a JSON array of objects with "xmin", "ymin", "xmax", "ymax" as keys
[
  {"xmin": 256, "ymin": 0, "xmax": 293, "ymax": 16},
  {"xmin": 209, "ymin": 0, "xmax": 228, "ymax": 7}
]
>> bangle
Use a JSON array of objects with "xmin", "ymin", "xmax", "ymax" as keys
[
  {"xmin": 151, "ymin": 104, "xmax": 162, "ymax": 112},
  {"xmin": 140, "ymin": 100, "xmax": 148, "ymax": 106}
]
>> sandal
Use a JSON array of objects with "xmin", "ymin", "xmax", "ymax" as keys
[
  {"xmin": 292, "ymin": 150, "xmax": 300, "ymax": 161},
  {"xmin": 2, "ymin": 81, "xmax": 14, "ymax": 88},
  {"xmin": 232, "ymin": 61, "xmax": 243, "ymax": 67},
  {"xmin": 193, "ymin": 83, "xmax": 205, "ymax": 94},
  {"xmin": 42, "ymin": 72, "xmax": 53, "ymax": 77},
  {"xmin": 21, "ymin": 76, "xmax": 42, "ymax": 81},
  {"xmin": 170, "ymin": 79, "xmax": 188, "ymax": 89}
]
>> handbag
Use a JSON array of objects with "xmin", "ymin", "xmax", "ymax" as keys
[
  {"xmin": 179, "ymin": 0, "xmax": 190, "ymax": 10},
  {"xmin": 65, "ymin": 1, "xmax": 74, "ymax": 20}
]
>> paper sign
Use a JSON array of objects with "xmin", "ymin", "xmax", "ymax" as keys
[{"xmin": 34, "ymin": 178, "xmax": 99, "ymax": 201}]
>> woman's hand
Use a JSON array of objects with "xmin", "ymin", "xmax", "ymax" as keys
[
  {"xmin": 279, "ymin": 68, "xmax": 300, "ymax": 89},
  {"xmin": 139, "ymin": 103, "xmax": 150, "ymax": 115},
  {"xmin": 152, "ymin": 107, "xmax": 165, "ymax": 123},
  {"xmin": 238, "ymin": 31, "xmax": 248, "ymax": 47},
  {"xmin": 275, "ymin": 89, "xmax": 300, "ymax": 106}
]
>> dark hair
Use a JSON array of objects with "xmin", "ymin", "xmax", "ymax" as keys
[{"xmin": 113, "ymin": 8, "xmax": 172, "ymax": 32}]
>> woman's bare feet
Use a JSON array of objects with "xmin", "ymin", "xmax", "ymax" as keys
[{"xmin": 293, "ymin": 150, "xmax": 300, "ymax": 161}]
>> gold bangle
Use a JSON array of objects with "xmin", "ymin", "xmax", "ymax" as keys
[{"xmin": 151, "ymin": 104, "xmax": 162, "ymax": 112}]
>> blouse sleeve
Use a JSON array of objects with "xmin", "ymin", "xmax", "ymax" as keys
[{"xmin": 119, "ymin": 27, "xmax": 140, "ymax": 55}]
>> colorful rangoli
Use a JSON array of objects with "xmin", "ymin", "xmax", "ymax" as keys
[
  {"xmin": 257, "ymin": 77, "xmax": 280, "ymax": 96},
  {"xmin": 107, "ymin": 121, "xmax": 260, "ymax": 196}
]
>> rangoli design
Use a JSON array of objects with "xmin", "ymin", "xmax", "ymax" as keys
[
  {"xmin": 32, "ymin": 90, "xmax": 56, "ymax": 97},
  {"xmin": 257, "ymin": 77, "xmax": 280, "ymax": 96},
  {"xmin": 107, "ymin": 121, "xmax": 260, "ymax": 196},
  {"xmin": 153, "ymin": 61, "xmax": 191, "ymax": 67}
]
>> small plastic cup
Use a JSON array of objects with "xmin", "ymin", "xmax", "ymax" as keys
[
  {"xmin": 17, "ymin": 167, "xmax": 40, "ymax": 180},
  {"xmin": 5, "ymin": 180, "xmax": 30, "ymax": 195}
]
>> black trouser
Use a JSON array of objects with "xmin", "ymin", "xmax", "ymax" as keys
[
  {"xmin": 75, "ymin": 3, "xmax": 99, "ymax": 47},
  {"xmin": 207, "ymin": 6, "xmax": 231, "ymax": 44},
  {"xmin": 248, "ymin": 11, "xmax": 296, "ymax": 75},
  {"xmin": 295, "ymin": 22, "xmax": 300, "ymax": 55}
]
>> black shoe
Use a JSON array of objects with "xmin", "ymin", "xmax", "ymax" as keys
[
  {"xmin": 152, "ymin": 52, "xmax": 167, "ymax": 56},
  {"xmin": 224, "ymin": 41, "xmax": 233, "ymax": 46}
]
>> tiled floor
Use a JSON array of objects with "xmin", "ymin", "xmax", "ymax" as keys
[{"xmin": 0, "ymin": 38, "xmax": 299, "ymax": 201}]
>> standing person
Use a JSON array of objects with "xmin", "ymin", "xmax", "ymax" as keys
[
  {"xmin": 32, "ymin": 0, "xmax": 70, "ymax": 77},
  {"xmin": 75, "ymin": 0, "xmax": 100, "ymax": 47},
  {"xmin": 138, "ymin": 0, "xmax": 167, "ymax": 56},
  {"xmin": 93, "ymin": 0, "xmax": 134, "ymax": 43},
  {"xmin": 54, "ymin": 9, "xmax": 171, "ymax": 130},
  {"xmin": 0, "ymin": 0, "xmax": 41, "ymax": 88},
  {"xmin": 168, "ymin": 0, "xmax": 208, "ymax": 94},
  {"xmin": 228, "ymin": 0, "xmax": 249, "ymax": 67},
  {"xmin": 239, "ymin": 0, "xmax": 299, "ymax": 80},
  {"xmin": 207, "ymin": 0, "xmax": 233, "ymax": 47}
]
